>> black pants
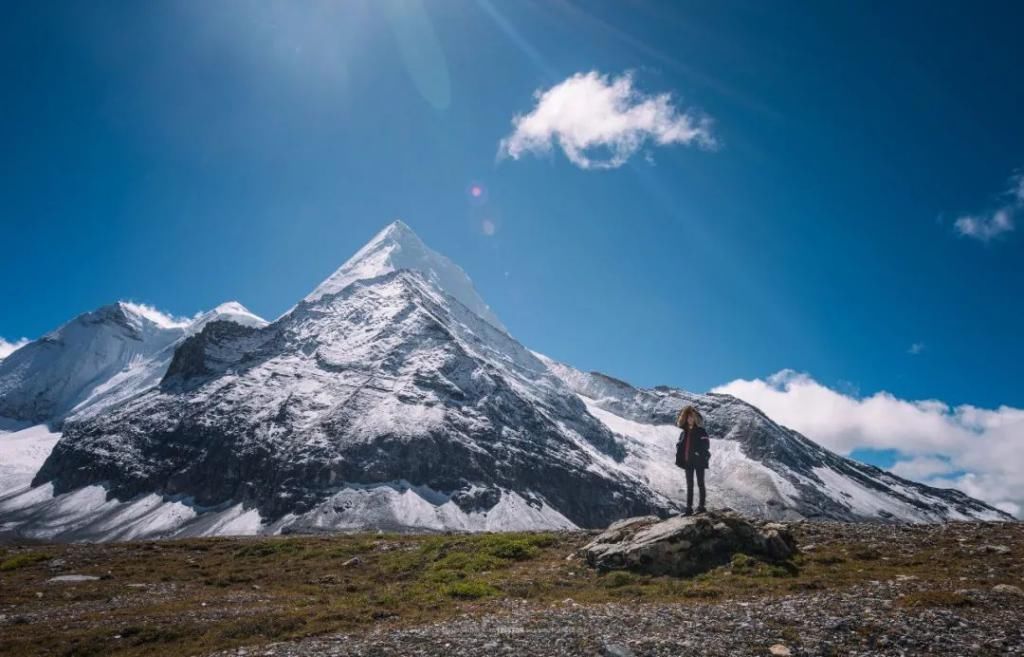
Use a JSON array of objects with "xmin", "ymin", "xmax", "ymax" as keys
[{"xmin": 685, "ymin": 466, "xmax": 706, "ymax": 510}]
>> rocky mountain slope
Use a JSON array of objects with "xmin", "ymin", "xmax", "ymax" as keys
[
  {"xmin": 540, "ymin": 358, "xmax": 1006, "ymax": 522},
  {"xmin": 0, "ymin": 222, "xmax": 1011, "ymax": 541}
]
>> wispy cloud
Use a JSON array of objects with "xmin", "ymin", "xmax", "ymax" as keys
[
  {"xmin": 499, "ymin": 71, "xmax": 715, "ymax": 170},
  {"xmin": 953, "ymin": 170, "xmax": 1023, "ymax": 242},
  {"xmin": 119, "ymin": 301, "xmax": 191, "ymax": 330},
  {"xmin": 0, "ymin": 337, "xmax": 29, "ymax": 360},
  {"xmin": 713, "ymin": 370, "xmax": 1024, "ymax": 517},
  {"xmin": 908, "ymin": 342, "xmax": 926, "ymax": 355}
]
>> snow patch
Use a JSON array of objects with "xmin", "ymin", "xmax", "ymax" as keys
[{"xmin": 0, "ymin": 424, "xmax": 61, "ymax": 497}]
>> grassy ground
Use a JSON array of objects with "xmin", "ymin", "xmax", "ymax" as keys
[{"xmin": 1, "ymin": 522, "xmax": 1021, "ymax": 657}]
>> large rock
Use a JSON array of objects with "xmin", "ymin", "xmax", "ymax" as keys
[{"xmin": 581, "ymin": 509, "xmax": 797, "ymax": 576}]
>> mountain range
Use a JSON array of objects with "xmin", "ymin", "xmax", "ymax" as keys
[{"xmin": 0, "ymin": 221, "xmax": 1011, "ymax": 541}]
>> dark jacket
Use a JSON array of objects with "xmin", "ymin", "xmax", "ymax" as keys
[{"xmin": 675, "ymin": 426, "xmax": 711, "ymax": 470}]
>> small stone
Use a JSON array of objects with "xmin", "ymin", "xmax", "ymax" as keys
[
  {"xmin": 769, "ymin": 645, "xmax": 791, "ymax": 656},
  {"xmin": 992, "ymin": 584, "xmax": 1023, "ymax": 597},
  {"xmin": 601, "ymin": 643, "xmax": 636, "ymax": 657},
  {"xmin": 979, "ymin": 544, "xmax": 1011, "ymax": 555},
  {"xmin": 342, "ymin": 556, "xmax": 362, "ymax": 567},
  {"xmin": 47, "ymin": 574, "xmax": 100, "ymax": 583}
]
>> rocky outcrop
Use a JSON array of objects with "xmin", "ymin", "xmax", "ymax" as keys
[{"xmin": 581, "ymin": 510, "xmax": 797, "ymax": 576}]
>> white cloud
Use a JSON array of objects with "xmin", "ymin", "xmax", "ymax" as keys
[
  {"xmin": 498, "ymin": 71, "xmax": 715, "ymax": 170},
  {"xmin": 954, "ymin": 209, "xmax": 1014, "ymax": 242},
  {"xmin": 0, "ymin": 337, "xmax": 29, "ymax": 360},
  {"xmin": 907, "ymin": 342, "xmax": 925, "ymax": 355},
  {"xmin": 953, "ymin": 171, "xmax": 1022, "ymax": 242},
  {"xmin": 712, "ymin": 370, "xmax": 1024, "ymax": 518}
]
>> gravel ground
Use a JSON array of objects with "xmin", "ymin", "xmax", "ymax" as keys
[
  {"xmin": 210, "ymin": 521, "xmax": 1024, "ymax": 657},
  {"xmin": 215, "ymin": 580, "xmax": 1024, "ymax": 657}
]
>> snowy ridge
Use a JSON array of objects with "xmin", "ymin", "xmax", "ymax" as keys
[
  {"xmin": 547, "ymin": 363, "xmax": 1009, "ymax": 522},
  {"xmin": 188, "ymin": 302, "xmax": 268, "ymax": 335},
  {"xmin": 0, "ymin": 303, "xmax": 186, "ymax": 423},
  {"xmin": 0, "ymin": 301, "xmax": 266, "ymax": 425}
]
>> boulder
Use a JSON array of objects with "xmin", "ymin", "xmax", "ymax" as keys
[
  {"xmin": 580, "ymin": 509, "xmax": 797, "ymax": 577},
  {"xmin": 992, "ymin": 584, "xmax": 1023, "ymax": 597}
]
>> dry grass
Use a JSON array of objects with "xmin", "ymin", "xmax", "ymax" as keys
[{"xmin": 0, "ymin": 522, "xmax": 1021, "ymax": 657}]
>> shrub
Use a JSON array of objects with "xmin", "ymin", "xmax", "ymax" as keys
[
  {"xmin": 232, "ymin": 540, "xmax": 304, "ymax": 559},
  {"xmin": 0, "ymin": 553, "xmax": 50, "ymax": 571},
  {"xmin": 443, "ymin": 580, "xmax": 499, "ymax": 599},
  {"xmin": 601, "ymin": 571, "xmax": 636, "ymax": 588},
  {"xmin": 899, "ymin": 591, "xmax": 973, "ymax": 608}
]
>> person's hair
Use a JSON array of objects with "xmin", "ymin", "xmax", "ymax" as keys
[{"xmin": 675, "ymin": 405, "xmax": 703, "ymax": 429}]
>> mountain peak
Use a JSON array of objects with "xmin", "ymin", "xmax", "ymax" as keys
[
  {"xmin": 378, "ymin": 218, "xmax": 415, "ymax": 239},
  {"xmin": 188, "ymin": 302, "xmax": 267, "ymax": 335},
  {"xmin": 304, "ymin": 221, "xmax": 507, "ymax": 332}
]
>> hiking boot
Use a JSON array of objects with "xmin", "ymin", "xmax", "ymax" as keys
[
  {"xmin": 682, "ymin": 507, "xmax": 693, "ymax": 517},
  {"xmin": 695, "ymin": 506, "xmax": 707, "ymax": 514}
]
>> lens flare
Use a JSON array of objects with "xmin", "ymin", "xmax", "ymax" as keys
[{"xmin": 467, "ymin": 182, "xmax": 488, "ymax": 204}]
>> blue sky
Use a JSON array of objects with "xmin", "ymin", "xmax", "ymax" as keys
[{"xmin": 2, "ymin": 2, "xmax": 1023, "ymax": 508}]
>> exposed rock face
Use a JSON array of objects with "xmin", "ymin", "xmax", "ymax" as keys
[{"xmin": 581, "ymin": 510, "xmax": 798, "ymax": 576}]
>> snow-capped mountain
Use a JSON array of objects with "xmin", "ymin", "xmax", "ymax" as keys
[
  {"xmin": 0, "ymin": 301, "xmax": 266, "ymax": 424},
  {"xmin": 0, "ymin": 302, "xmax": 188, "ymax": 423},
  {"xmin": 0, "ymin": 301, "xmax": 266, "ymax": 524},
  {"xmin": 0, "ymin": 222, "xmax": 1011, "ymax": 541}
]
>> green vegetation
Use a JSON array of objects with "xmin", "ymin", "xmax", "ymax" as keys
[
  {"xmin": 0, "ymin": 552, "xmax": 50, "ymax": 571},
  {"xmin": 898, "ymin": 590, "xmax": 974, "ymax": 608}
]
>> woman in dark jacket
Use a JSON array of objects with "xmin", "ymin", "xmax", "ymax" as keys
[{"xmin": 675, "ymin": 405, "xmax": 710, "ymax": 515}]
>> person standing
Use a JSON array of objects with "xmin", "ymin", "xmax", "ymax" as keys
[{"xmin": 675, "ymin": 405, "xmax": 710, "ymax": 515}]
